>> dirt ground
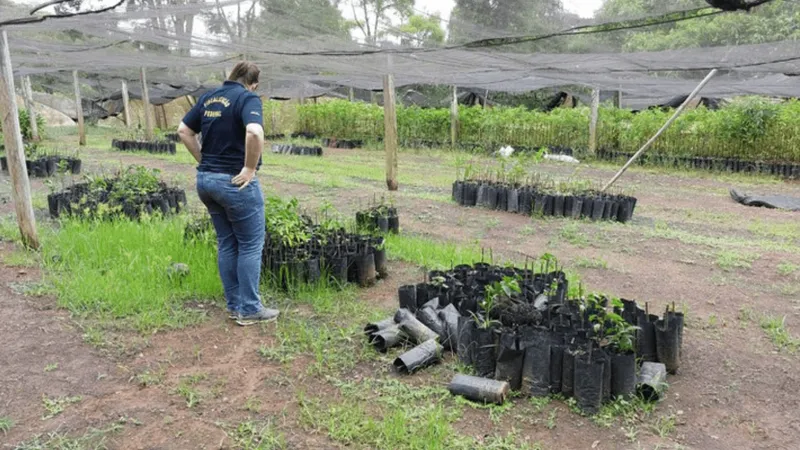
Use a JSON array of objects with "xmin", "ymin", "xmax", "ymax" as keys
[{"xmin": 2, "ymin": 141, "xmax": 800, "ymax": 449}]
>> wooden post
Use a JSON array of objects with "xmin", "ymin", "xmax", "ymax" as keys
[
  {"xmin": 140, "ymin": 67, "xmax": 154, "ymax": 141},
  {"xmin": 72, "ymin": 70, "xmax": 86, "ymax": 146},
  {"xmin": 588, "ymin": 88, "xmax": 600, "ymax": 154},
  {"xmin": 613, "ymin": 90, "xmax": 622, "ymax": 109},
  {"xmin": 0, "ymin": 31, "xmax": 39, "ymax": 249},
  {"xmin": 271, "ymin": 104, "xmax": 277, "ymax": 136},
  {"xmin": 153, "ymin": 103, "xmax": 162, "ymax": 129},
  {"xmin": 348, "ymin": 86, "xmax": 354, "ymax": 102},
  {"xmin": 601, "ymin": 69, "xmax": 718, "ymax": 192},
  {"xmin": 267, "ymin": 80, "xmax": 277, "ymax": 134},
  {"xmin": 484, "ymin": 89, "xmax": 489, "ymax": 109},
  {"xmin": 21, "ymin": 76, "xmax": 39, "ymax": 141},
  {"xmin": 383, "ymin": 74, "xmax": 398, "ymax": 191},
  {"xmin": 161, "ymin": 104, "xmax": 169, "ymax": 129},
  {"xmin": 121, "ymin": 79, "xmax": 132, "ymax": 128},
  {"xmin": 450, "ymin": 85, "xmax": 458, "ymax": 148}
]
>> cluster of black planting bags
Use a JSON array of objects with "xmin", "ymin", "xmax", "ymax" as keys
[
  {"xmin": 163, "ymin": 132, "xmax": 180, "ymax": 142},
  {"xmin": 598, "ymin": 148, "xmax": 800, "ymax": 179},
  {"xmin": 355, "ymin": 206, "xmax": 400, "ymax": 234},
  {"xmin": 364, "ymin": 262, "xmax": 683, "ymax": 414},
  {"xmin": 111, "ymin": 139, "xmax": 177, "ymax": 154},
  {"xmin": 452, "ymin": 180, "xmax": 637, "ymax": 223},
  {"xmin": 321, "ymin": 138, "xmax": 363, "ymax": 149},
  {"xmin": 1, "ymin": 155, "xmax": 81, "ymax": 177},
  {"xmin": 262, "ymin": 222, "xmax": 387, "ymax": 290},
  {"xmin": 47, "ymin": 181, "xmax": 186, "ymax": 220},
  {"xmin": 271, "ymin": 143, "xmax": 323, "ymax": 157}
]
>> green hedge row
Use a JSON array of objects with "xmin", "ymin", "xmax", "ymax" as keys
[{"xmin": 287, "ymin": 98, "xmax": 800, "ymax": 164}]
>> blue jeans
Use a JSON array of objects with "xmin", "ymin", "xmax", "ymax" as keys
[{"xmin": 196, "ymin": 171, "xmax": 265, "ymax": 316}]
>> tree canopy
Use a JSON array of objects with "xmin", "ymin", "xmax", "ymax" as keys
[
  {"xmin": 448, "ymin": 1, "xmax": 564, "ymax": 41},
  {"xmin": 396, "ymin": 13, "xmax": 445, "ymax": 47},
  {"xmin": 597, "ymin": 0, "xmax": 800, "ymax": 51}
]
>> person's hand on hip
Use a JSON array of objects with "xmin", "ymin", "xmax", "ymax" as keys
[{"xmin": 232, "ymin": 167, "xmax": 256, "ymax": 190}]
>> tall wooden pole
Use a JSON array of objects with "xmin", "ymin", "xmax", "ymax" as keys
[
  {"xmin": 0, "ymin": 31, "xmax": 39, "ymax": 249},
  {"xmin": 267, "ymin": 80, "xmax": 276, "ymax": 134},
  {"xmin": 140, "ymin": 67, "xmax": 154, "ymax": 141},
  {"xmin": 450, "ymin": 85, "xmax": 458, "ymax": 148},
  {"xmin": 21, "ymin": 76, "xmax": 39, "ymax": 141},
  {"xmin": 161, "ymin": 104, "xmax": 169, "ymax": 129},
  {"xmin": 383, "ymin": 74, "xmax": 398, "ymax": 191},
  {"xmin": 602, "ymin": 69, "xmax": 718, "ymax": 192},
  {"xmin": 121, "ymin": 79, "xmax": 131, "ymax": 127},
  {"xmin": 613, "ymin": 90, "xmax": 622, "ymax": 109},
  {"xmin": 72, "ymin": 70, "xmax": 86, "ymax": 146},
  {"xmin": 588, "ymin": 88, "xmax": 600, "ymax": 154}
]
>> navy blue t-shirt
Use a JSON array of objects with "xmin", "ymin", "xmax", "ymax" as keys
[{"xmin": 182, "ymin": 81, "xmax": 263, "ymax": 175}]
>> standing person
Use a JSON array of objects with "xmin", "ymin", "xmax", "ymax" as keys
[{"xmin": 177, "ymin": 61, "xmax": 279, "ymax": 326}]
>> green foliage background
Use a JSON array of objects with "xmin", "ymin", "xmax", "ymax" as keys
[{"xmin": 285, "ymin": 98, "xmax": 800, "ymax": 163}]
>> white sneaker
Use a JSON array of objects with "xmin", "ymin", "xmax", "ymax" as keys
[{"xmin": 236, "ymin": 308, "xmax": 280, "ymax": 326}]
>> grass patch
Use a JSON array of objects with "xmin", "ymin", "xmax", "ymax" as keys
[
  {"xmin": 557, "ymin": 223, "xmax": 589, "ymax": 248},
  {"xmin": 267, "ymin": 313, "xmax": 371, "ymax": 376},
  {"xmin": 592, "ymin": 396, "xmax": 656, "ymax": 428},
  {"xmin": 384, "ymin": 233, "xmax": 487, "ymax": 269},
  {"xmin": 760, "ymin": 315, "xmax": 800, "ymax": 353},
  {"xmin": 223, "ymin": 420, "xmax": 287, "ymax": 450},
  {"xmin": 173, "ymin": 373, "xmax": 207, "ymax": 408},
  {"xmin": 258, "ymin": 340, "xmax": 296, "ymax": 365},
  {"xmin": 14, "ymin": 421, "xmax": 124, "ymax": 450},
  {"xmin": 299, "ymin": 378, "xmax": 539, "ymax": 449},
  {"xmin": 520, "ymin": 225, "xmax": 536, "ymax": 236},
  {"xmin": 42, "ymin": 395, "xmax": 82, "ymax": 420},
  {"xmin": 749, "ymin": 220, "xmax": 800, "ymax": 241},
  {"xmin": 716, "ymin": 250, "xmax": 758, "ymax": 271},
  {"xmin": 0, "ymin": 416, "xmax": 12, "ymax": 435},
  {"xmin": 572, "ymin": 256, "xmax": 609, "ymax": 270},
  {"xmin": 41, "ymin": 216, "xmax": 220, "ymax": 333},
  {"xmin": 650, "ymin": 413, "xmax": 677, "ymax": 438},
  {"xmin": 135, "ymin": 367, "xmax": 166, "ymax": 387},
  {"xmin": 645, "ymin": 222, "xmax": 800, "ymax": 254},
  {"xmin": 777, "ymin": 261, "xmax": 800, "ymax": 276},
  {"xmin": 528, "ymin": 396, "xmax": 552, "ymax": 413},
  {"xmin": 44, "ymin": 363, "xmax": 58, "ymax": 373},
  {"xmin": 3, "ymin": 248, "xmax": 38, "ymax": 267}
]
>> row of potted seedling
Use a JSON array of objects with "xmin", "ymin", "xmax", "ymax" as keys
[
  {"xmin": 47, "ymin": 166, "xmax": 186, "ymax": 220},
  {"xmin": 1, "ymin": 155, "xmax": 81, "ymax": 178},
  {"xmin": 598, "ymin": 148, "xmax": 800, "ymax": 178},
  {"xmin": 453, "ymin": 180, "xmax": 637, "ymax": 223},
  {"xmin": 270, "ymin": 143, "xmax": 323, "ymax": 157},
  {"xmin": 111, "ymin": 139, "xmax": 177, "ymax": 155}
]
